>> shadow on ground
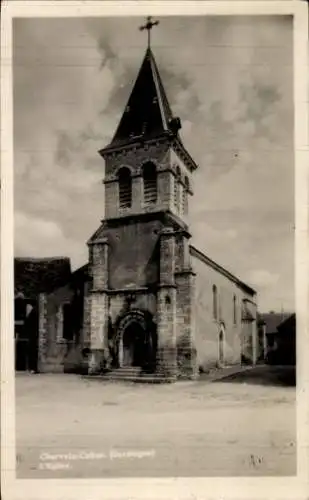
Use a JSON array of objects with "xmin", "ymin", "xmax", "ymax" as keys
[{"xmin": 216, "ymin": 365, "xmax": 296, "ymax": 387}]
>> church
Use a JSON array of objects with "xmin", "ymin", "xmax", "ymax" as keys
[{"xmin": 16, "ymin": 19, "xmax": 258, "ymax": 381}]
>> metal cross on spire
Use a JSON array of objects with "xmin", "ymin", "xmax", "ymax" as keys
[{"xmin": 139, "ymin": 16, "xmax": 159, "ymax": 48}]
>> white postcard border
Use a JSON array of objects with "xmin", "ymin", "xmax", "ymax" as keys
[{"xmin": 1, "ymin": 2, "xmax": 308, "ymax": 499}]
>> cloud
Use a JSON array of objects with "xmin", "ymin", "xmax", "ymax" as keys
[
  {"xmin": 13, "ymin": 16, "xmax": 294, "ymax": 310},
  {"xmin": 15, "ymin": 212, "xmax": 64, "ymax": 254},
  {"xmin": 14, "ymin": 212, "xmax": 88, "ymax": 267},
  {"xmin": 248, "ymin": 269, "xmax": 280, "ymax": 288},
  {"xmin": 226, "ymin": 229, "xmax": 237, "ymax": 240}
]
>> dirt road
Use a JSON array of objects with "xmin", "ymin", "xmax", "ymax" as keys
[{"xmin": 15, "ymin": 369, "xmax": 296, "ymax": 478}]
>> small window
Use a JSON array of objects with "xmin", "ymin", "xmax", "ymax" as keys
[
  {"xmin": 219, "ymin": 323, "xmax": 225, "ymax": 364},
  {"xmin": 56, "ymin": 304, "xmax": 74, "ymax": 342},
  {"xmin": 118, "ymin": 167, "xmax": 132, "ymax": 208},
  {"xmin": 212, "ymin": 285, "xmax": 218, "ymax": 320},
  {"xmin": 63, "ymin": 304, "xmax": 74, "ymax": 341},
  {"xmin": 142, "ymin": 162, "xmax": 157, "ymax": 205}
]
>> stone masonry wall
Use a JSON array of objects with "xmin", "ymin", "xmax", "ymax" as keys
[
  {"xmin": 88, "ymin": 238, "xmax": 109, "ymax": 374},
  {"xmin": 156, "ymin": 228, "xmax": 177, "ymax": 378},
  {"xmin": 38, "ymin": 284, "xmax": 79, "ymax": 373},
  {"xmin": 191, "ymin": 251, "xmax": 256, "ymax": 372},
  {"xmin": 175, "ymin": 271, "xmax": 198, "ymax": 378},
  {"xmin": 157, "ymin": 287, "xmax": 177, "ymax": 378},
  {"xmin": 109, "ymin": 292, "xmax": 157, "ymax": 324},
  {"xmin": 104, "ymin": 142, "xmax": 172, "ymax": 219},
  {"xmin": 102, "ymin": 219, "xmax": 162, "ymax": 290}
]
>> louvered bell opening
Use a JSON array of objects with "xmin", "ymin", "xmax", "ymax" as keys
[
  {"xmin": 118, "ymin": 167, "xmax": 132, "ymax": 209},
  {"xmin": 144, "ymin": 177, "xmax": 157, "ymax": 204},
  {"xmin": 142, "ymin": 162, "xmax": 157, "ymax": 205},
  {"xmin": 119, "ymin": 182, "xmax": 132, "ymax": 208}
]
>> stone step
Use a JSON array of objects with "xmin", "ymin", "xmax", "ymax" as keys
[
  {"xmin": 105, "ymin": 367, "xmax": 150, "ymax": 381},
  {"xmin": 135, "ymin": 374, "xmax": 176, "ymax": 384},
  {"xmin": 83, "ymin": 367, "xmax": 176, "ymax": 384},
  {"xmin": 83, "ymin": 365, "xmax": 253, "ymax": 384}
]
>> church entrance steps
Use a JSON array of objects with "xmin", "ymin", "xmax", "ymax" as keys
[
  {"xmin": 82, "ymin": 366, "xmax": 177, "ymax": 384},
  {"xmin": 82, "ymin": 365, "xmax": 254, "ymax": 384},
  {"xmin": 104, "ymin": 366, "xmax": 141, "ymax": 381}
]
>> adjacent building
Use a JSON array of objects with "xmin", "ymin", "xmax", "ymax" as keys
[{"xmin": 258, "ymin": 312, "xmax": 296, "ymax": 365}]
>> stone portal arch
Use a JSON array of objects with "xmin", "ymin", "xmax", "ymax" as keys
[
  {"xmin": 116, "ymin": 309, "xmax": 157, "ymax": 371},
  {"xmin": 117, "ymin": 309, "xmax": 148, "ymax": 337}
]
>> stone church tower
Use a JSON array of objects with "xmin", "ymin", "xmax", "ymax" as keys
[
  {"xmin": 87, "ymin": 43, "xmax": 199, "ymax": 380},
  {"xmin": 23, "ymin": 20, "xmax": 258, "ymax": 377}
]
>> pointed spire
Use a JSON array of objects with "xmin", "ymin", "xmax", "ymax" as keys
[
  {"xmin": 103, "ymin": 48, "xmax": 174, "ymax": 150},
  {"xmin": 99, "ymin": 21, "xmax": 198, "ymax": 171}
]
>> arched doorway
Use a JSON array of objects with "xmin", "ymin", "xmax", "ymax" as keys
[
  {"xmin": 218, "ymin": 322, "xmax": 225, "ymax": 365},
  {"xmin": 117, "ymin": 310, "xmax": 157, "ymax": 371},
  {"xmin": 122, "ymin": 321, "xmax": 146, "ymax": 367}
]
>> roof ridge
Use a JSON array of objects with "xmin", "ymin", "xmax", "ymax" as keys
[
  {"xmin": 148, "ymin": 48, "xmax": 173, "ymax": 130},
  {"xmin": 189, "ymin": 244, "xmax": 256, "ymax": 294}
]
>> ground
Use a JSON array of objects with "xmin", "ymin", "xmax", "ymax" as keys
[{"xmin": 16, "ymin": 366, "xmax": 296, "ymax": 478}]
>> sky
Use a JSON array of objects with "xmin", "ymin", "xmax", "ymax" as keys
[{"xmin": 13, "ymin": 15, "xmax": 294, "ymax": 313}]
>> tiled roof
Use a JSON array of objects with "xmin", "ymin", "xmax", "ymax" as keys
[
  {"xmin": 14, "ymin": 257, "xmax": 71, "ymax": 300},
  {"xmin": 277, "ymin": 313, "xmax": 296, "ymax": 335},
  {"xmin": 71, "ymin": 263, "xmax": 90, "ymax": 283}
]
